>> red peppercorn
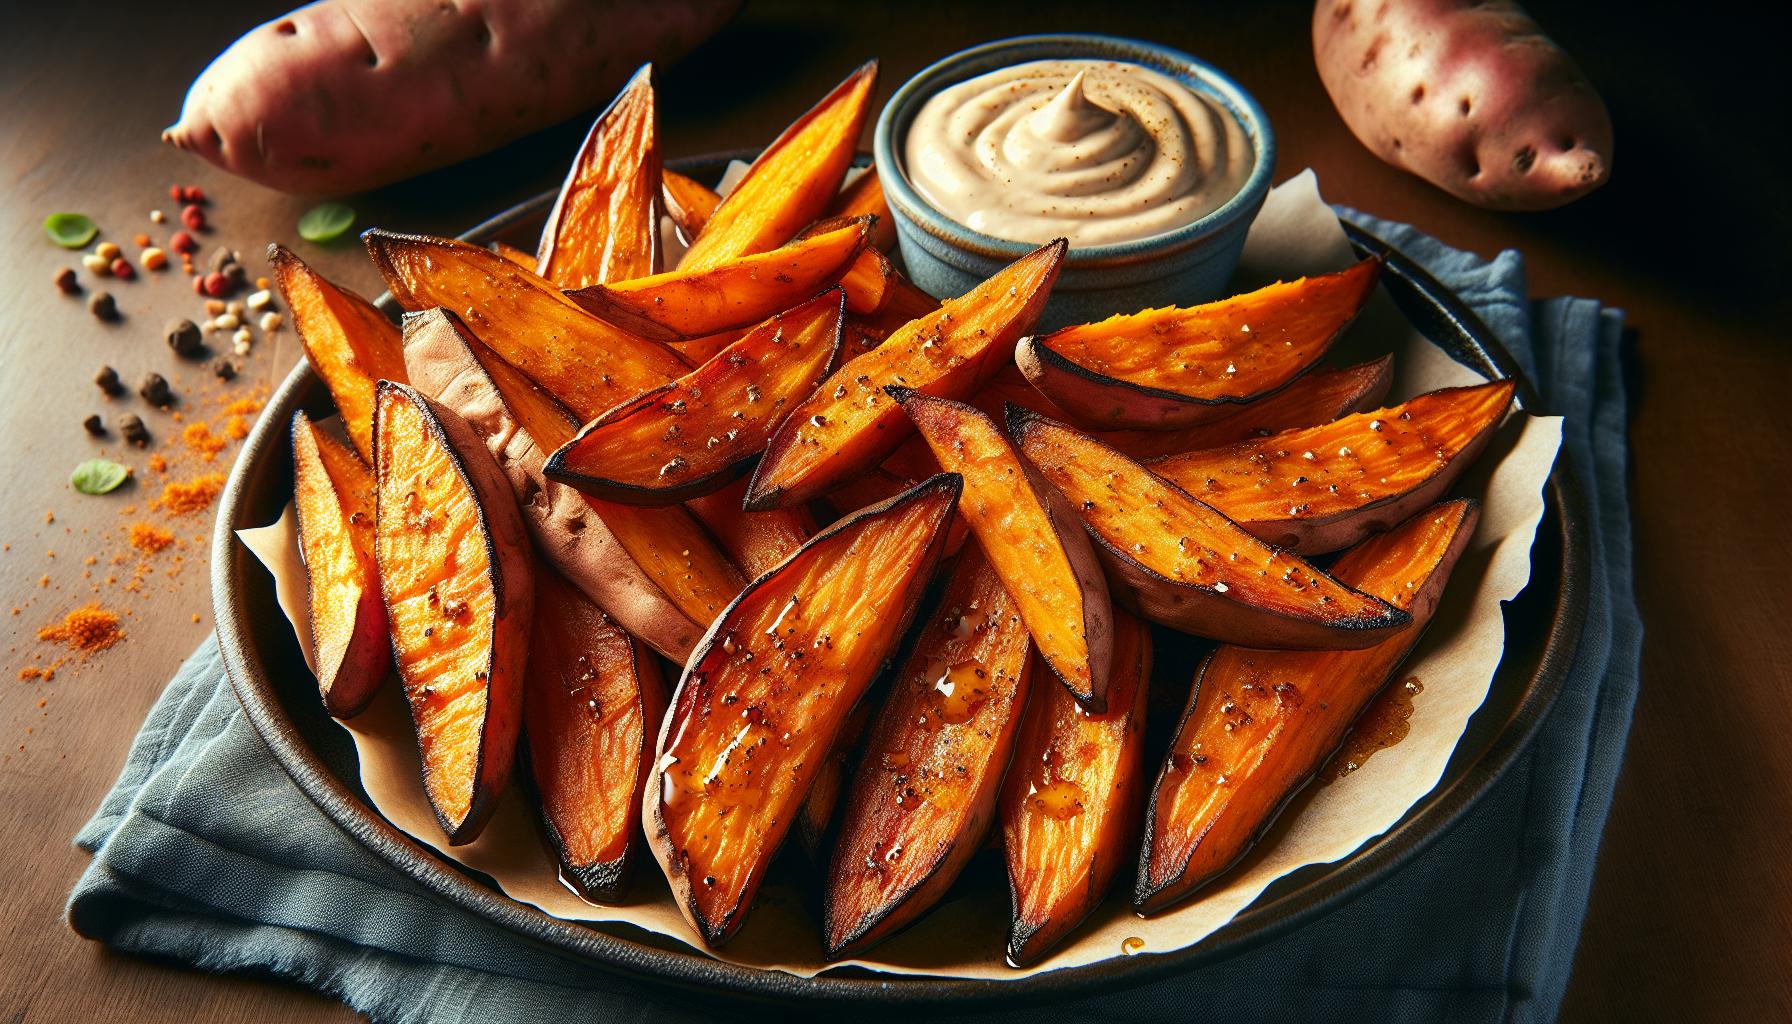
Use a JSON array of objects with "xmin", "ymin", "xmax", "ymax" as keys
[
  {"xmin": 170, "ymin": 230, "xmax": 196, "ymax": 254},
  {"xmin": 203, "ymin": 272, "xmax": 229, "ymax": 297},
  {"xmin": 192, "ymin": 275, "xmax": 206, "ymax": 295},
  {"xmin": 169, "ymin": 184, "xmax": 184, "ymax": 202},
  {"xmin": 184, "ymin": 186, "xmax": 207, "ymax": 204},
  {"xmin": 110, "ymin": 258, "xmax": 135, "ymax": 279},
  {"xmin": 181, "ymin": 205, "xmax": 206, "ymax": 231}
]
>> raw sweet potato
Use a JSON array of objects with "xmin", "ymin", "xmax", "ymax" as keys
[
  {"xmin": 1001, "ymin": 610, "xmax": 1150, "ymax": 967},
  {"xmin": 824, "ymin": 546, "xmax": 1035, "ymax": 958},
  {"xmin": 566, "ymin": 220, "xmax": 868, "ymax": 341},
  {"xmin": 291, "ymin": 411, "xmax": 388, "ymax": 717},
  {"xmin": 524, "ymin": 569, "xmax": 665, "ymax": 902},
  {"xmin": 374, "ymin": 382, "xmax": 533, "ymax": 844},
  {"xmin": 163, "ymin": 0, "xmax": 736, "ymax": 194},
  {"xmin": 685, "ymin": 477, "xmax": 814, "ymax": 578},
  {"xmin": 677, "ymin": 62, "xmax": 879, "ymax": 270},
  {"xmin": 895, "ymin": 390, "xmax": 1114, "ymax": 711},
  {"xmin": 829, "ymin": 166, "xmax": 897, "ymax": 251},
  {"xmin": 547, "ymin": 290, "xmax": 845, "ymax": 504},
  {"xmin": 662, "ymin": 168, "xmax": 721, "ymax": 245},
  {"xmin": 1015, "ymin": 258, "xmax": 1381, "ymax": 430},
  {"xmin": 1152, "ymin": 379, "xmax": 1514, "ymax": 553},
  {"xmin": 1312, "ymin": 0, "xmax": 1612, "ymax": 211},
  {"xmin": 645, "ymin": 474, "xmax": 962, "ymax": 946},
  {"xmin": 745, "ymin": 239, "xmax": 1066, "ymax": 510},
  {"xmin": 270, "ymin": 243, "xmax": 405, "ymax": 461},
  {"xmin": 1009, "ymin": 408, "xmax": 1409, "ymax": 648},
  {"xmin": 400, "ymin": 307, "xmax": 744, "ymax": 662},
  {"xmin": 535, "ymin": 63, "xmax": 660, "ymax": 288},
  {"xmin": 1136, "ymin": 499, "xmax": 1479, "ymax": 913},
  {"xmin": 364, "ymin": 229, "xmax": 687, "ymax": 420}
]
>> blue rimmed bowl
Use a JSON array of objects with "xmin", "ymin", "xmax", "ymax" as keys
[{"xmin": 874, "ymin": 34, "xmax": 1276, "ymax": 328}]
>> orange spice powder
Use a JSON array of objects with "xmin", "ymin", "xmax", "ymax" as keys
[
  {"xmin": 129, "ymin": 522, "xmax": 176, "ymax": 554},
  {"xmin": 37, "ymin": 604, "xmax": 124, "ymax": 652},
  {"xmin": 182, "ymin": 422, "xmax": 227, "ymax": 460},
  {"xmin": 156, "ymin": 473, "xmax": 226, "ymax": 515}
]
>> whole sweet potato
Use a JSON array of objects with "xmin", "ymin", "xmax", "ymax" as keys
[
  {"xmin": 164, "ymin": 0, "xmax": 737, "ymax": 194},
  {"xmin": 1313, "ymin": 0, "xmax": 1611, "ymax": 210}
]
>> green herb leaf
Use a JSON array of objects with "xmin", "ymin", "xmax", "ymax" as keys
[
  {"xmin": 71, "ymin": 458, "xmax": 130, "ymax": 495},
  {"xmin": 298, "ymin": 202, "xmax": 356, "ymax": 244},
  {"xmin": 45, "ymin": 213, "xmax": 99, "ymax": 249}
]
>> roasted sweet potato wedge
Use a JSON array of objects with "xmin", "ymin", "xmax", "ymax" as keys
[
  {"xmin": 490, "ymin": 241, "xmax": 538, "ymax": 273},
  {"xmin": 364, "ymin": 229, "xmax": 687, "ymax": 420},
  {"xmin": 894, "ymin": 390, "xmax": 1114, "ymax": 711},
  {"xmin": 787, "ymin": 217, "xmax": 889, "ymax": 315},
  {"xmin": 797, "ymin": 698, "xmax": 872, "ymax": 863},
  {"xmin": 270, "ymin": 244, "xmax": 406, "ymax": 461},
  {"xmin": 824, "ymin": 468, "xmax": 973, "ymax": 560},
  {"xmin": 665, "ymin": 328, "xmax": 745, "ymax": 366},
  {"xmin": 645, "ymin": 474, "xmax": 962, "ymax": 946},
  {"xmin": 400, "ymin": 307, "xmax": 744, "ymax": 662},
  {"xmin": 677, "ymin": 61, "xmax": 878, "ymax": 270},
  {"xmin": 829, "ymin": 165, "xmax": 897, "ymax": 251},
  {"xmin": 1152, "ymin": 379, "xmax": 1515, "ymax": 554},
  {"xmin": 373, "ymin": 382, "xmax": 533, "ymax": 845},
  {"xmin": 824, "ymin": 546, "xmax": 1035, "ymax": 958},
  {"xmin": 547, "ymin": 290, "xmax": 845, "ymax": 505},
  {"xmin": 686, "ymin": 476, "xmax": 814, "ymax": 577},
  {"xmin": 524, "ymin": 569, "xmax": 665, "ymax": 902},
  {"xmin": 535, "ymin": 63, "xmax": 659, "ymax": 289},
  {"xmin": 1135, "ymin": 499, "xmax": 1480, "ymax": 914},
  {"xmin": 566, "ymin": 220, "xmax": 867, "ymax": 342},
  {"xmin": 1096, "ymin": 355, "xmax": 1395, "ymax": 462},
  {"xmin": 1009, "ymin": 408, "xmax": 1410, "ymax": 649},
  {"xmin": 1015, "ymin": 258, "xmax": 1382, "ymax": 429},
  {"xmin": 291, "ymin": 411, "xmax": 388, "ymax": 718},
  {"xmin": 849, "ymin": 271, "xmax": 943, "ymax": 346},
  {"xmin": 662, "ymin": 168, "xmax": 720, "ymax": 245},
  {"xmin": 1001, "ymin": 610, "xmax": 1150, "ymax": 967},
  {"xmin": 745, "ymin": 239, "xmax": 1066, "ymax": 510}
]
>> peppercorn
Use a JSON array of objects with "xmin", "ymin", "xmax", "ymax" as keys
[
  {"xmin": 165, "ymin": 318, "xmax": 203, "ymax": 357},
  {"xmin": 183, "ymin": 186, "xmax": 206, "ymax": 204},
  {"xmin": 82, "ymin": 414, "xmax": 105, "ymax": 436},
  {"xmin": 82, "ymin": 253, "xmax": 110, "ymax": 276},
  {"xmin": 203, "ymin": 272, "xmax": 228, "ymax": 298},
  {"xmin": 208, "ymin": 246, "xmax": 237, "ymax": 274},
  {"xmin": 53, "ymin": 267, "xmax": 79, "ymax": 294},
  {"xmin": 224, "ymin": 263, "xmax": 248, "ymax": 291},
  {"xmin": 140, "ymin": 247, "xmax": 167, "ymax": 271},
  {"xmin": 181, "ymin": 205, "xmax": 206, "ymax": 231},
  {"xmin": 88, "ymin": 291, "xmax": 117, "ymax": 320},
  {"xmin": 138, "ymin": 372, "xmax": 172, "ymax": 406},
  {"xmin": 94, "ymin": 365, "xmax": 120, "ymax": 394},
  {"xmin": 212, "ymin": 358, "xmax": 239, "ymax": 381},
  {"xmin": 133, "ymin": 233, "xmax": 151, "ymax": 248},
  {"xmin": 169, "ymin": 230, "xmax": 196, "ymax": 254},
  {"xmin": 110, "ymin": 258, "xmax": 135, "ymax": 280},
  {"xmin": 118, "ymin": 414, "xmax": 148, "ymax": 446},
  {"xmin": 168, "ymin": 185, "xmax": 184, "ymax": 202},
  {"xmin": 95, "ymin": 241, "xmax": 122, "ymax": 262}
]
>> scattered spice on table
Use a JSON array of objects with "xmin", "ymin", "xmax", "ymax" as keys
[
  {"xmin": 128, "ymin": 523, "xmax": 175, "ymax": 554},
  {"xmin": 181, "ymin": 421, "xmax": 226, "ymax": 460},
  {"xmin": 155, "ymin": 473, "xmax": 225, "ymax": 515},
  {"xmin": 37, "ymin": 604, "xmax": 123, "ymax": 653}
]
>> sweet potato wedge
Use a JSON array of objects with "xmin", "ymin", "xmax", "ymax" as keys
[
  {"xmin": 745, "ymin": 239, "xmax": 1066, "ymax": 510},
  {"xmin": 645, "ymin": 474, "xmax": 962, "ymax": 946},
  {"xmin": 566, "ymin": 220, "xmax": 867, "ymax": 342},
  {"xmin": 291, "ymin": 411, "xmax": 388, "ymax": 718},
  {"xmin": 677, "ymin": 61, "xmax": 878, "ymax": 270},
  {"xmin": 824, "ymin": 468, "xmax": 973, "ymax": 560},
  {"xmin": 490, "ymin": 241, "xmax": 538, "ymax": 273},
  {"xmin": 364, "ymin": 229, "xmax": 687, "ymax": 420},
  {"xmin": 524, "ymin": 569, "xmax": 665, "ymax": 902},
  {"xmin": 1015, "ymin": 258, "xmax": 1382, "ymax": 430},
  {"xmin": 894, "ymin": 390, "xmax": 1114, "ymax": 711},
  {"xmin": 1096, "ymin": 355, "xmax": 1395, "ymax": 462},
  {"xmin": 665, "ymin": 328, "xmax": 744, "ymax": 366},
  {"xmin": 824, "ymin": 546, "xmax": 1035, "ymax": 958},
  {"xmin": 1136, "ymin": 499, "xmax": 1479, "ymax": 913},
  {"xmin": 373, "ymin": 382, "xmax": 533, "ymax": 844},
  {"xmin": 1000, "ymin": 610, "xmax": 1150, "ymax": 967},
  {"xmin": 829, "ymin": 165, "xmax": 897, "ymax": 251},
  {"xmin": 686, "ymin": 476, "xmax": 814, "ymax": 577},
  {"xmin": 1009, "ymin": 408, "xmax": 1410, "ymax": 648},
  {"xmin": 547, "ymin": 290, "xmax": 845, "ymax": 504},
  {"xmin": 797, "ymin": 698, "xmax": 873, "ymax": 863},
  {"xmin": 1152, "ymin": 379, "xmax": 1515, "ymax": 553},
  {"xmin": 786, "ymin": 217, "xmax": 890, "ymax": 315},
  {"xmin": 400, "ymin": 307, "xmax": 744, "ymax": 662},
  {"xmin": 535, "ymin": 62, "xmax": 659, "ymax": 289},
  {"xmin": 270, "ymin": 244, "xmax": 406, "ymax": 461},
  {"xmin": 662, "ymin": 168, "xmax": 720, "ymax": 245}
]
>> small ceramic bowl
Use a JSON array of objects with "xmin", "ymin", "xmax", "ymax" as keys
[{"xmin": 874, "ymin": 34, "xmax": 1276, "ymax": 329}]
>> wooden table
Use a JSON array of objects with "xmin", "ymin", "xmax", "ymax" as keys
[{"xmin": 1, "ymin": 2, "xmax": 1782, "ymax": 1020}]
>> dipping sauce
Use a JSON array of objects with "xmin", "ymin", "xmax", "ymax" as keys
[{"xmin": 904, "ymin": 59, "xmax": 1254, "ymax": 247}]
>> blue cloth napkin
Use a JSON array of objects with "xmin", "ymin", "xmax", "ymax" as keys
[{"xmin": 67, "ymin": 213, "xmax": 1641, "ymax": 1023}]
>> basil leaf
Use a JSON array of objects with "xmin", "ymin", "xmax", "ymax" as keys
[
  {"xmin": 298, "ymin": 203, "xmax": 356, "ymax": 244},
  {"xmin": 45, "ymin": 212, "xmax": 98, "ymax": 249},
  {"xmin": 71, "ymin": 458, "xmax": 129, "ymax": 495}
]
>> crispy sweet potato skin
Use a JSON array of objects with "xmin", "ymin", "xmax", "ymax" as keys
[
  {"xmin": 374, "ymin": 382, "xmax": 533, "ymax": 845},
  {"xmin": 291, "ymin": 412, "xmax": 389, "ymax": 717},
  {"xmin": 364, "ymin": 229, "xmax": 687, "ymax": 420},
  {"xmin": 1001, "ymin": 611, "xmax": 1150, "ymax": 967},
  {"xmin": 745, "ymin": 240, "xmax": 1066, "ymax": 510},
  {"xmin": 1010, "ymin": 408, "xmax": 1409, "ymax": 649},
  {"xmin": 535, "ymin": 63, "xmax": 659, "ymax": 288},
  {"xmin": 524, "ymin": 570, "xmax": 665, "ymax": 902},
  {"xmin": 400, "ymin": 307, "xmax": 742, "ymax": 662},
  {"xmin": 678, "ymin": 62, "xmax": 878, "ymax": 270},
  {"xmin": 1016, "ymin": 259, "xmax": 1381, "ymax": 430},
  {"xmin": 824, "ymin": 546, "xmax": 1034, "ymax": 958},
  {"xmin": 270, "ymin": 244, "xmax": 406, "ymax": 462},
  {"xmin": 1152, "ymin": 379, "xmax": 1514, "ymax": 553},
  {"xmin": 1136, "ymin": 500, "xmax": 1479, "ymax": 913},
  {"xmin": 644, "ymin": 475, "xmax": 961, "ymax": 946},
  {"xmin": 896, "ymin": 390, "xmax": 1114, "ymax": 711}
]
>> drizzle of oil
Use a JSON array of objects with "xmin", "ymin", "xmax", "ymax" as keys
[
  {"xmin": 1121, "ymin": 936, "xmax": 1146, "ymax": 955},
  {"xmin": 1025, "ymin": 779, "xmax": 1086, "ymax": 820},
  {"xmin": 556, "ymin": 867, "xmax": 604, "ymax": 907},
  {"xmin": 931, "ymin": 658, "xmax": 991, "ymax": 724},
  {"xmin": 1324, "ymin": 676, "xmax": 1423, "ymax": 783}
]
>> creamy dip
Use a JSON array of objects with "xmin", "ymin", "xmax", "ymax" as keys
[{"xmin": 903, "ymin": 59, "xmax": 1253, "ymax": 247}]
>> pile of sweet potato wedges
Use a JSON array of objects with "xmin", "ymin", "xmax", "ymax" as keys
[{"xmin": 278, "ymin": 61, "xmax": 1515, "ymax": 966}]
